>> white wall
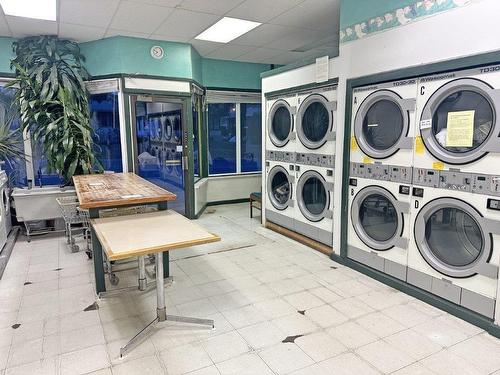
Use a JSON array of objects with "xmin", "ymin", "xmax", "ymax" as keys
[
  {"xmin": 194, "ymin": 174, "xmax": 261, "ymax": 216},
  {"xmin": 261, "ymin": 0, "xmax": 500, "ymax": 255}
]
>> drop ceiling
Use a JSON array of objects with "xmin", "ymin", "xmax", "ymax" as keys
[{"xmin": 0, "ymin": 0, "xmax": 340, "ymax": 65}]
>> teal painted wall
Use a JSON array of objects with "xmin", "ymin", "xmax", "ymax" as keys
[
  {"xmin": 340, "ymin": 0, "xmax": 415, "ymax": 28},
  {"xmin": 202, "ymin": 58, "xmax": 271, "ymax": 90},
  {"xmin": 0, "ymin": 35, "xmax": 268, "ymax": 90},
  {"xmin": 0, "ymin": 37, "xmax": 15, "ymax": 74}
]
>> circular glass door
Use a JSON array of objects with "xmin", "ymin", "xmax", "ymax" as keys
[
  {"xmin": 414, "ymin": 198, "xmax": 492, "ymax": 278},
  {"xmin": 354, "ymin": 90, "xmax": 408, "ymax": 159},
  {"xmin": 164, "ymin": 117, "xmax": 172, "ymax": 140},
  {"xmin": 267, "ymin": 166, "xmax": 292, "ymax": 210},
  {"xmin": 420, "ymin": 79, "xmax": 497, "ymax": 164},
  {"xmin": 268, "ymin": 100, "xmax": 293, "ymax": 147},
  {"xmin": 351, "ymin": 186, "xmax": 403, "ymax": 250},
  {"xmin": 297, "ymin": 94, "xmax": 333, "ymax": 149},
  {"xmin": 297, "ymin": 170, "xmax": 330, "ymax": 222}
]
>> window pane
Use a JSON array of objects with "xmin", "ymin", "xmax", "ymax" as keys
[
  {"xmin": 241, "ymin": 103, "xmax": 262, "ymax": 173},
  {"xmin": 32, "ymin": 143, "xmax": 63, "ymax": 186},
  {"xmin": 192, "ymin": 96, "xmax": 203, "ymax": 179},
  {"xmin": 90, "ymin": 92, "xmax": 123, "ymax": 172},
  {"xmin": 0, "ymin": 87, "xmax": 27, "ymax": 187},
  {"xmin": 208, "ymin": 103, "xmax": 236, "ymax": 174}
]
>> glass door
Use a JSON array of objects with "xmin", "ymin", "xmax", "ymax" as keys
[{"xmin": 132, "ymin": 96, "xmax": 187, "ymax": 215}]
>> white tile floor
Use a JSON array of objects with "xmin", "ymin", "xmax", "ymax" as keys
[{"xmin": 1, "ymin": 203, "xmax": 500, "ymax": 375}]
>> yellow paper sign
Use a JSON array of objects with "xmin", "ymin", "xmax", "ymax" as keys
[
  {"xmin": 415, "ymin": 136, "xmax": 425, "ymax": 155},
  {"xmin": 363, "ymin": 156, "xmax": 373, "ymax": 164},
  {"xmin": 433, "ymin": 161, "xmax": 445, "ymax": 170},
  {"xmin": 351, "ymin": 136, "xmax": 359, "ymax": 151},
  {"xmin": 446, "ymin": 110, "xmax": 475, "ymax": 147}
]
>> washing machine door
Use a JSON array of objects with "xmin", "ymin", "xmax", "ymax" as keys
[
  {"xmin": 419, "ymin": 78, "xmax": 500, "ymax": 164},
  {"xmin": 414, "ymin": 197, "xmax": 499, "ymax": 278},
  {"xmin": 164, "ymin": 117, "xmax": 172, "ymax": 140},
  {"xmin": 297, "ymin": 170, "xmax": 332, "ymax": 222},
  {"xmin": 268, "ymin": 100, "xmax": 295, "ymax": 147},
  {"xmin": 354, "ymin": 90, "xmax": 414, "ymax": 159},
  {"xmin": 267, "ymin": 165, "xmax": 294, "ymax": 210},
  {"xmin": 297, "ymin": 94, "xmax": 335, "ymax": 149},
  {"xmin": 351, "ymin": 186, "xmax": 409, "ymax": 250}
]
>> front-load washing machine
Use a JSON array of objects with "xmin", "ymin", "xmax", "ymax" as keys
[
  {"xmin": 414, "ymin": 63, "xmax": 500, "ymax": 175},
  {"xmin": 295, "ymin": 85, "xmax": 337, "ymax": 156},
  {"xmin": 407, "ymin": 169, "xmax": 500, "ymax": 318},
  {"xmin": 0, "ymin": 171, "xmax": 9, "ymax": 253},
  {"xmin": 293, "ymin": 153, "xmax": 334, "ymax": 246},
  {"xmin": 351, "ymin": 78, "xmax": 417, "ymax": 167},
  {"xmin": 265, "ymin": 150, "xmax": 295, "ymax": 231},
  {"xmin": 347, "ymin": 162, "xmax": 412, "ymax": 281},
  {"xmin": 266, "ymin": 94, "xmax": 297, "ymax": 154}
]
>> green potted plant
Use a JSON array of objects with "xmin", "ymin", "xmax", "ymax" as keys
[
  {"xmin": 0, "ymin": 117, "xmax": 26, "ymax": 173},
  {"xmin": 8, "ymin": 35, "xmax": 101, "ymax": 185}
]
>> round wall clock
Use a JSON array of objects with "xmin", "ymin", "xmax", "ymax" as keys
[{"xmin": 150, "ymin": 46, "xmax": 165, "ymax": 60}]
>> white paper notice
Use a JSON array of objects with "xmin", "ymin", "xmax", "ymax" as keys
[
  {"xmin": 420, "ymin": 119, "xmax": 432, "ymax": 130},
  {"xmin": 316, "ymin": 56, "xmax": 329, "ymax": 83},
  {"xmin": 176, "ymin": 145, "xmax": 183, "ymax": 152}
]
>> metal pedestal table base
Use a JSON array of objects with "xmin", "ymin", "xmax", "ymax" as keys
[{"xmin": 120, "ymin": 252, "xmax": 214, "ymax": 358}]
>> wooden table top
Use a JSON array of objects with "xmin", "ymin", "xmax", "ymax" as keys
[
  {"xmin": 73, "ymin": 173, "xmax": 176, "ymax": 209},
  {"xmin": 91, "ymin": 210, "xmax": 220, "ymax": 260}
]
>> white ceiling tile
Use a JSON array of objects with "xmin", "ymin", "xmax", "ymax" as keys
[
  {"xmin": 265, "ymin": 28, "xmax": 329, "ymax": 51},
  {"xmin": 59, "ymin": 23, "xmax": 105, "ymax": 42},
  {"xmin": 110, "ymin": 0, "xmax": 173, "ymax": 34},
  {"xmin": 128, "ymin": 0, "xmax": 183, "ymax": 6},
  {"xmin": 270, "ymin": 0, "xmax": 339, "ymax": 32},
  {"xmin": 6, "ymin": 17, "xmax": 57, "ymax": 37},
  {"xmin": 0, "ymin": 14, "xmax": 11, "ymax": 36},
  {"xmin": 227, "ymin": 0, "xmax": 306, "ymax": 23},
  {"xmin": 189, "ymin": 39, "xmax": 223, "ymax": 55},
  {"xmin": 235, "ymin": 47, "xmax": 283, "ymax": 63},
  {"xmin": 231, "ymin": 24, "xmax": 295, "ymax": 47},
  {"xmin": 155, "ymin": 9, "xmax": 219, "ymax": 39},
  {"xmin": 179, "ymin": 0, "xmax": 245, "ymax": 15},
  {"xmin": 206, "ymin": 44, "xmax": 256, "ymax": 60},
  {"xmin": 150, "ymin": 34, "xmax": 190, "ymax": 43},
  {"xmin": 59, "ymin": 0, "xmax": 120, "ymax": 28},
  {"xmin": 265, "ymin": 50, "xmax": 307, "ymax": 65},
  {"xmin": 105, "ymin": 28, "xmax": 150, "ymax": 39}
]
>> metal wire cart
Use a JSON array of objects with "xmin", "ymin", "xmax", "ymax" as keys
[{"xmin": 56, "ymin": 196, "xmax": 92, "ymax": 257}]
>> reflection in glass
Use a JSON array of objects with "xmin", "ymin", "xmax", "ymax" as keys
[
  {"xmin": 425, "ymin": 207, "xmax": 483, "ymax": 267},
  {"xmin": 359, "ymin": 194, "xmax": 398, "ymax": 242},
  {"xmin": 192, "ymin": 95, "xmax": 202, "ymax": 178},
  {"xmin": 302, "ymin": 101, "xmax": 329, "ymax": 143},
  {"xmin": 208, "ymin": 103, "xmax": 236, "ymax": 174},
  {"xmin": 302, "ymin": 177, "xmax": 326, "ymax": 216},
  {"xmin": 271, "ymin": 105, "xmax": 291, "ymax": 143},
  {"xmin": 90, "ymin": 92, "xmax": 123, "ymax": 173},
  {"xmin": 241, "ymin": 103, "xmax": 262, "ymax": 173},
  {"xmin": 432, "ymin": 90, "xmax": 493, "ymax": 153},
  {"xmin": 271, "ymin": 170, "xmax": 290, "ymax": 207},
  {"xmin": 0, "ymin": 86, "xmax": 27, "ymax": 187},
  {"xmin": 362, "ymin": 100, "xmax": 404, "ymax": 151},
  {"xmin": 135, "ymin": 101, "xmax": 185, "ymax": 214}
]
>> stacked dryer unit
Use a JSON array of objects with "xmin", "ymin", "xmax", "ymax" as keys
[
  {"xmin": 265, "ymin": 84, "xmax": 337, "ymax": 247},
  {"xmin": 407, "ymin": 64, "xmax": 500, "ymax": 319},
  {"xmin": 347, "ymin": 79, "xmax": 417, "ymax": 280},
  {"xmin": 265, "ymin": 94, "xmax": 297, "ymax": 232},
  {"xmin": 294, "ymin": 86, "xmax": 337, "ymax": 246}
]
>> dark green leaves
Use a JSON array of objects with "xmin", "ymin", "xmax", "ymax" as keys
[{"xmin": 9, "ymin": 35, "xmax": 101, "ymax": 184}]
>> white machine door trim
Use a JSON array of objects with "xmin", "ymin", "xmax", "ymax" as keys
[
  {"xmin": 414, "ymin": 197, "xmax": 498, "ymax": 278},
  {"xmin": 296, "ymin": 170, "xmax": 332, "ymax": 222},
  {"xmin": 354, "ymin": 89, "xmax": 415, "ymax": 159},
  {"xmin": 351, "ymin": 185, "xmax": 409, "ymax": 251},
  {"xmin": 268, "ymin": 99, "xmax": 295, "ymax": 147},
  {"xmin": 296, "ymin": 94, "xmax": 335, "ymax": 150},
  {"xmin": 419, "ymin": 78, "xmax": 500, "ymax": 165}
]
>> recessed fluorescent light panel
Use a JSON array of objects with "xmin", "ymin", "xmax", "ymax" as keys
[
  {"xmin": 195, "ymin": 17, "xmax": 261, "ymax": 43},
  {"xmin": 0, "ymin": 0, "xmax": 57, "ymax": 21}
]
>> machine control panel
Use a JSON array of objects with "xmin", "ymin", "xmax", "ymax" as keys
[
  {"xmin": 266, "ymin": 150, "xmax": 296, "ymax": 163},
  {"xmin": 365, "ymin": 164, "xmax": 390, "ymax": 181},
  {"xmin": 439, "ymin": 170, "xmax": 472, "ymax": 192},
  {"xmin": 296, "ymin": 153, "xmax": 334, "ymax": 168},
  {"xmin": 413, "ymin": 168, "xmax": 439, "ymax": 188},
  {"xmin": 390, "ymin": 166, "xmax": 412, "ymax": 184},
  {"xmin": 472, "ymin": 174, "xmax": 500, "ymax": 197},
  {"xmin": 350, "ymin": 162, "xmax": 409, "ymax": 183}
]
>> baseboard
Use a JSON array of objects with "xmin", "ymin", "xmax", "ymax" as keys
[{"xmin": 265, "ymin": 220, "xmax": 333, "ymax": 256}]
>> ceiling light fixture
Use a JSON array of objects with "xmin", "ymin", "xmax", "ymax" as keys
[
  {"xmin": 195, "ymin": 17, "xmax": 261, "ymax": 43},
  {"xmin": 0, "ymin": 0, "xmax": 56, "ymax": 21}
]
